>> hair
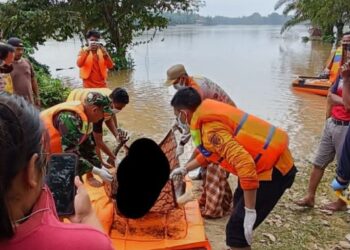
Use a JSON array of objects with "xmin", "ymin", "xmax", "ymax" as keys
[
  {"xmin": 0, "ymin": 95, "xmax": 45, "ymax": 240},
  {"xmin": 170, "ymin": 87, "xmax": 202, "ymax": 111},
  {"xmin": 86, "ymin": 30, "xmax": 101, "ymax": 39},
  {"xmin": 343, "ymin": 32, "xmax": 350, "ymax": 36},
  {"xmin": 0, "ymin": 43, "xmax": 14, "ymax": 61},
  {"xmin": 110, "ymin": 88, "xmax": 129, "ymax": 104}
]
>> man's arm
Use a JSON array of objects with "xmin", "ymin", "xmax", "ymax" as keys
[
  {"xmin": 93, "ymin": 131, "xmax": 115, "ymax": 161},
  {"xmin": 29, "ymin": 61, "xmax": 40, "ymax": 106},
  {"xmin": 105, "ymin": 117, "xmax": 118, "ymax": 138},
  {"xmin": 328, "ymin": 92, "xmax": 344, "ymax": 106},
  {"xmin": 77, "ymin": 49, "xmax": 89, "ymax": 68},
  {"xmin": 92, "ymin": 119, "xmax": 116, "ymax": 161},
  {"xmin": 99, "ymin": 46, "xmax": 114, "ymax": 69},
  {"xmin": 342, "ymin": 64, "xmax": 350, "ymax": 111}
]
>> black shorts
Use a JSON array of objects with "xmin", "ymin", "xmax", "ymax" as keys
[{"xmin": 226, "ymin": 166, "xmax": 297, "ymax": 248}]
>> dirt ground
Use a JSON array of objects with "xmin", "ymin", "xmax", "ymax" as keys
[
  {"xmin": 192, "ymin": 159, "xmax": 350, "ymax": 250},
  {"xmin": 106, "ymin": 133, "xmax": 350, "ymax": 250}
]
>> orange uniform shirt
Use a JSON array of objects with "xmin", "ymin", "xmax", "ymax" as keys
[
  {"xmin": 195, "ymin": 121, "xmax": 294, "ymax": 190},
  {"xmin": 77, "ymin": 50, "xmax": 114, "ymax": 88}
]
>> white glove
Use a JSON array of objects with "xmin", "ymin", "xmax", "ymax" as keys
[
  {"xmin": 176, "ymin": 144, "xmax": 184, "ymax": 157},
  {"xmin": 172, "ymin": 120, "xmax": 180, "ymax": 132},
  {"xmin": 170, "ymin": 166, "xmax": 188, "ymax": 179},
  {"xmin": 92, "ymin": 166, "xmax": 113, "ymax": 183},
  {"xmin": 114, "ymin": 158, "xmax": 121, "ymax": 168},
  {"xmin": 243, "ymin": 207, "xmax": 257, "ymax": 246}
]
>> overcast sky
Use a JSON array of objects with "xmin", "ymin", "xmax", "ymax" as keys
[{"xmin": 198, "ymin": 0, "xmax": 282, "ymax": 17}]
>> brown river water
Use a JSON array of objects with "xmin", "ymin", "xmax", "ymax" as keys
[{"xmin": 34, "ymin": 25, "xmax": 332, "ymax": 161}]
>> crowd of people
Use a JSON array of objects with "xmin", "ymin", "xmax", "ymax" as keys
[{"xmin": 0, "ymin": 29, "xmax": 349, "ymax": 250}]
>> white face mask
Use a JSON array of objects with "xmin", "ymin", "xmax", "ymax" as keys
[
  {"xmin": 173, "ymin": 83, "xmax": 186, "ymax": 90},
  {"xmin": 112, "ymin": 108, "xmax": 121, "ymax": 114},
  {"xmin": 176, "ymin": 111, "xmax": 189, "ymax": 132}
]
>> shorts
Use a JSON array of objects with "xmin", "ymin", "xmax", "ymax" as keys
[
  {"xmin": 226, "ymin": 166, "xmax": 297, "ymax": 248},
  {"xmin": 313, "ymin": 118, "xmax": 349, "ymax": 169}
]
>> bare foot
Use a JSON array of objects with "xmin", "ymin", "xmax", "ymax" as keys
[
  {"xmin": 294, "ymin": 197, "xmax": 315, "ymax": 207},
  {"xmin": 321, "ymin": 199, "xmax": 347, "ymax": 212},
  {"xmin": 87, "ymin": 176, "xmax": 103, "ymax": 188}
]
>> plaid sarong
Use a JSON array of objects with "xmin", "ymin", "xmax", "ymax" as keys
[{"xmin": 199, "ymin": 163, "xmax": 232, "ymax": 218}]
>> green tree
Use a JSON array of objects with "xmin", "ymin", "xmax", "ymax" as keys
[
  {"xmin": 0, "ymin": 0, "xmax": 203, "ymax": 69},
  {"xmin": 70, "ymin": 0, "xmax": 203, "ymax": 69},
  {"xmin": 275, "ymin": 0, "xmax": 350, "ymax": 41},
  {"xmin": 274, "ymin": 0, "xmax": 309, "ymax": 34},
  {"xmin": 0, "ymin": 0, "xmax": 81, "ymax": 48}
]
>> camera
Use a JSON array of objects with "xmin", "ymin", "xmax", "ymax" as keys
[{"xmin": 89, "ymin": 41, "xmax": 103, "ymax": 46}]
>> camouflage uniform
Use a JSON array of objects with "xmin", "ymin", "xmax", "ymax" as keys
[{"xmin": 53, "ymin": 92, "xmax": 113, "ymax": 176}]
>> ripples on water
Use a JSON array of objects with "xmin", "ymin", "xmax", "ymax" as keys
[{"xmin": 34, "ymin": 25, "xmax": 332, "ymax": 161}]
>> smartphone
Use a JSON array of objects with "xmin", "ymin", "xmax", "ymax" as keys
[{"xmin": 46, "ymin": 153, "xmax": 78, "ymax": 216}]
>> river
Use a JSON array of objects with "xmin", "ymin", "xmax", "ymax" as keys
[{"xmin": 34, "ymin": 24, "xmax": 332, "ymax": 162}]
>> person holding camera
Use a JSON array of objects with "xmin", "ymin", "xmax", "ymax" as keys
[
  {"xmin": 77, "ymin": 30, "xmax": 114, "ymax": 88},
  {"xmin": 0, "ymin": 95, "xmax": 113, "ymax": 250}
]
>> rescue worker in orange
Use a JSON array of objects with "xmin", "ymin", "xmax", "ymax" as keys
[
  {"xmin": 170, "ymin": 87, "xmax": 297, "ymax": 249},
  {"xmin": 166, "ymin": 64, "xmax": 236, "ymax": 218},
  {"xmin": 166, "ymin": 64, "xmax": 236, "ymax": 155},
  {"xmin": 77, "ymin": 30, "xmax": 114, "ymax": 88},
  {"xmin": 40, "ymin": 92, "xmax": 114, "ymax": 186}
]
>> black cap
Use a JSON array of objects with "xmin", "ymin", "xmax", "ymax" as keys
[
  {"xmin": 116, "ymin": 138, "xmax": 170, "ymax": 219},
  {"xmin": 7, "ymin": 37, "xmax": 24, "ymax": 48}
]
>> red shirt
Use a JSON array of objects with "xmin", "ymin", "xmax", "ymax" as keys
[
  {"xmin": 0, "ymin": 186, "xmax": 113, "ymax": 250},
  {"xmin": 331, "ymin": 78, "xmax": 350, "ymax": 121}
]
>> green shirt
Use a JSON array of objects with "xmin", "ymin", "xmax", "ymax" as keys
[{"xmin": 54, "ymin": 111, "xmax": 100, "ymax": 176}]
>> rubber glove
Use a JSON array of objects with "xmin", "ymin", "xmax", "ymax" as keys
[
  {"xmin": 170, "ymin": 166, "xmax": 187, "ymax": 179},
  {"xmin": 114, "ymin": 158, "xmax": 121, "ymax": 168},
  {"xmin": 176, "ymin": 144, "xmax": 185, "ymax": 157},
  {"xmin": 117, "ymin": 128, "xmax": 129, "ymax": 141},
  {"xmin": 244, "ymin": 207, "xmax": 257, "ymax": 246},
  {"xmin": 180, "ymin": 132, "xmax": 191, "ymax": 143},
  {"xmin": 172, "ymin": 120, "xmax": 180, "ymax": 132},
  {"xmin": 331, "ymin": 177, "xmax": 349, "ymax": 191},
  {"xmin": 92, "ymin": 166, "xmax": 113, "ymax": 183}
]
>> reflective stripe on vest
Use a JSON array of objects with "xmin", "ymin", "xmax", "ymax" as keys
[
  {"xmin": 190, "ymin": 99, "xmax": 288, "ymax": 173},
  {"xmin": 66, "ymin": 88, "xmax": 112, "ymax": 102}
]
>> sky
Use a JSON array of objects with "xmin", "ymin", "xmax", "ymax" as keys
[{"xmin": 198, "ymin": 0, "xmax": 282, "ymax": 18}]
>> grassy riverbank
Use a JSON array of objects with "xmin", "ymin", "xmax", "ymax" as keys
[{"xmin": 198, "ymin": 158, "xmax": 350, "ymax": 250}]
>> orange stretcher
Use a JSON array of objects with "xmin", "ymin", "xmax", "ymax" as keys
[
  {"xmin": 85, "ymin": 180, "xmax": 211, "ymax": 250},
  {"xmin": 85, "ymin": 130, "xmax": 211, "ymax": 250}
]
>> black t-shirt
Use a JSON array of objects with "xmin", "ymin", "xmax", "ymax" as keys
[{"xmin": 93, "ymin": 118, "xmax": 104, "ymax": 133}]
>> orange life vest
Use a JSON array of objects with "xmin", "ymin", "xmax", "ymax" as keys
[
  {"xmin": 190, "ymin": 99, "xmax": 289, "ymax": 174},
  {"xmin": 187, "ymin": 77, "xmax": 204, "ymax": 99},
  {"xmin": 40, "ymin": 101, "xmax": 91, "ymax": 153},
  {"xmin": 329, "ymin": 46, "xmax": 343, "ymax": 84},
  {"xmin": 79, "ymin": 47, "xmax": 108, "ymax": 80},
  {"xmin": 66, "ymin": 88, "xmax": 112, "ymax": 102}
]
